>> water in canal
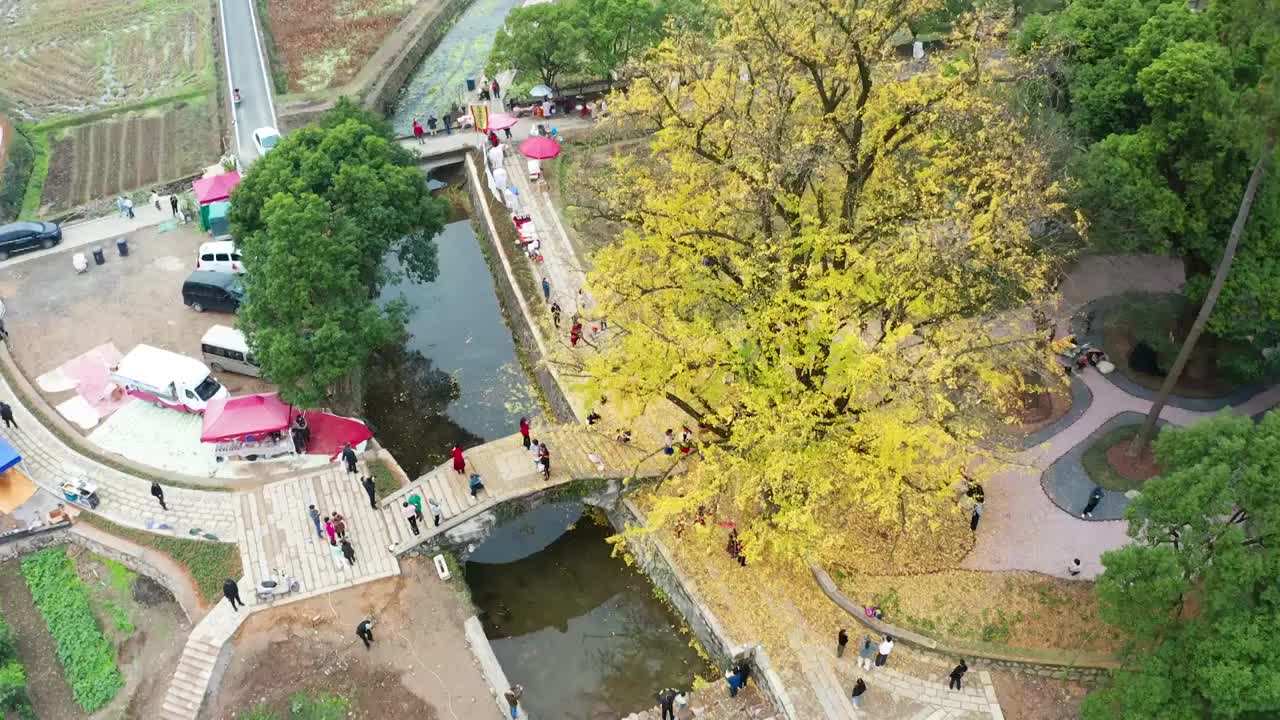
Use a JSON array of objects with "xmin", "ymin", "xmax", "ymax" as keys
[
  {"xmin": 390, "ymin": 0, "xmax": 522, "ymax": 134},
  {"xmin": 367, "ymin": 220, "xmax": 540, "ymax": 476},
  {"xmin": 467, "ymin": 503, "xmax": 715, "ymax": 719}
]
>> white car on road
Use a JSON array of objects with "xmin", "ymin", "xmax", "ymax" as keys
[{"xmin": 253, "ymin": 127, "xmax": 281, "ymax": 155}]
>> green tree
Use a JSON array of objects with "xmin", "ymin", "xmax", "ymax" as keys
[
  {"xmin": 489, "ymin": 3, "xmax": 586, "ymax": 88},
  {"xmin": 1085, "ymin": 412, "xmax": 1280, "ymax": 719},
  {"xmin": 1021, "ymin": 0, "xmax": 1280, "ymax": 362},
  {"xmin": 578, "ymin": 0, "xmax": 1076, "ymax": 569},
  {"xmin": 229, "ymin": 107, "xmax": 446, "ymax": 408},
  {"xmin": 576, "ymin": 0, "xmax": 667, "ymax": 78}
]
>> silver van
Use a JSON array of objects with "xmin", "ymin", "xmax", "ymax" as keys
[{"xmin": 200, "ymin": 325, "xmax": 260, "ymax": 377}]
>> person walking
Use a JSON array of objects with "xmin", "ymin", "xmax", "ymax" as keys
[
  {"xmin": 550, "ymin": 302, "xmax": 562, "ymax": 327},
  {"xmin": 570, "ymin": 319, "xmax": 583, "ymax": 347},
  {"xmin": 223, "ymin": 578, "xmax": 243, "ymax": 612},
  {"xmin": 503, "ymin": 126, "xmax": 513, "ymax": 139},
  {"xmin": 949, "ymin": 659, "xmax": 968, "ymax": 690},
  {"xmin": 519, "ymin": 416, "xmax": 532, "ymax": 449},
  {"xmin": 1082, "ymin": 486, "xmax": 1104, "ymax": 518},
  {"xmin": 124, "ymin": 196, "xmax": 135, "ymax": 219},
  {"xmin": 427, "ymin": 115, "xmax": 438, "ymax": 134},
  {"xmin": 970, "ymin": 499, "xmax": 983, "ymax": 531},
  {"xmin": 503, "ymin": 685, "xmax": 523, "ymax": 719},
  {"xmin": 488, "ymin": 130, "xmax": 500, "ymax": 148},
  {"xmin": 875, "ymin": 635, "xmax": 895, "ymax": 668},
  {"xmin": 491, "ymin": 78, "xmax": 501, "ymax": 98},
  {"xmin": 332, "ymin": 511, "xmax": 348, "ymax": 540},
  {"xmin": 851, "ymin": 678, "xmax": 867, "ymax": 708},
  {"xmin": 413, "ymin": 118, "xmax": 426, "ymax": 144},
  {"xmin": 309, "ymin": 504, "xmax": 324, "ymax": 539},
  {"xmin": 0, "ymin": 402, "xmax": 15, "ymax": 429},
  {"xmin": 469, "ymin": 473, "xmax": 486, "ymax": 497},
  {"xmin": 324, "ymin": 516, "xmax": 337, "ymax": 546},
  {"xmin": 541, "ymin": 276, "xmax": 551, "ymax": 301},
  {"xmin": 150, "ymin": 481, "xmax": 167, "ymax": 511},
  {"xmin": 169, "ymin": 193, "xmax": 180, "ymax": 216},
  {"xmin": 356, "ymin": 618, "xmax": 375, "ymax": 649},
  {"xmin": 402, "ymin": 502, "xmax": 420, "ymax": 536},
  {"xmin": 150, "ymin": 190, "xmax": 161, "ymax": 211},
  {"xmin": 361, "ymin": 476, "xmax": 377, "ymax": 510},
  {"xmin": 857, "ymin": 635, "xmax": 875, "ymax": 670},
  {"xmin": 451, "ymin": 444, "xmax": 466, "ymax": 474},
  {"xmin": 657, "ymin": 688, "xmax": 677, "ymax": 720},
  {"xmin": 428, "ymin": 497, "xmax": 443, "ymax": 526},
  {"xmin": 341, "ymin": 538, "xmax": 356, "ymax": 566},
  {"xmin": 443, "ymin": 111, "xmax": 453, "ymax": 135},
  {"xmin": 116, "ymin": 195, "xmax": 127, "ymax": 218},
  {"xmin": 341, "ymin": 443, "xmax": 358, "ymax": 474},
  {"xmin": 837, "ymin": 628, "xmax": 849, "ymax": 658},
  {"xmin": 663, "ymin": 429, "xmax": 675, "ymax": 455},
  {"xmin": 407, "ymin": 492, "xmax": 424, "ymax": 522},
  {"xmin": 725, "ymin": 667, "xmax": 744, "ymax": 698},
  {"xmin": 538, "ymin": 442, "xmax": 551, "ymax": 480}
]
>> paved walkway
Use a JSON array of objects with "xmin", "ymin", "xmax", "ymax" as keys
[{"xmin": 5, "ymin": 198, "xmax": 180, "ymax": 271}]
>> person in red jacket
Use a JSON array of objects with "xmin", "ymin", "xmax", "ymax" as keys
[
  {"xmin": 412, "ymin": 118, "xmax": 425, "ymax": 144},
  {"xmin": 519, "ymin": 417, "xmax": 531, "ymax": 449},
  {"xmin": 451, "ymin": 444, "xmax": 466, "ymax": 474}
]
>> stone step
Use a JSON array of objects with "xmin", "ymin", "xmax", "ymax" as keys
[{"xmin": 160, "ymin": 698, "xmax": 199, "ymax": 720}]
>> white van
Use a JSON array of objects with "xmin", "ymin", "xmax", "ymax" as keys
[
  {"xmin": 109, "ymin": 345, "xmax": 228, "ymax": 413},
  {"xmin": 196, "ymin": 241, "xmax": 245, "ymax": 274},
  {"xmin": 200, "ymin": 325, "xmax": 260, "ymax": 377}
]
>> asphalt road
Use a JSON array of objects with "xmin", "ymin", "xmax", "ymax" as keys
[{"xmin": 219, "ymin": 0, "xmax": 278, "ymax": 165}]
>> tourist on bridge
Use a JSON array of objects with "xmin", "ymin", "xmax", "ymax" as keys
[
  {"xmin": 332, "ymin": 511, "xmax": 348, "ymax": 540},
  {"xmin": 324, "ymin": 516, "xmax": 337, "ymax": 545},
  {"xmin": 342, "ymin": 443, "xmax": 358, "ymax": 474},
  {"xmin": 309, "ymin": 504, "xmax": 324, "ymax": 538},
  {"xmin": 470, "ymin": 473, "xmax": 486, "ymax": 497},
  {"xmin": 504, "ymin": 684, "xmax": 523, "ymax": 718},
  {"xmin": 223, "ymin": 578, "xmax": 243, "ymax": 612},
  {"xmin": 341, "ymin": 538, "xmax": 356, "ymax": 566},
  {"xmin": 538, "ymin": 442, "xmax": 551, "ymax": 480},
  {"xmin": 150, "ymin": 190, "xmax": 161, "ymax": 211},
  {"xmin": 402, "ymin": 502, "xmax": 420, "ymax": 536},
  {"xmin": 427, "ymin": 115, "xmax": 438, "ymax": 134},
  {"xmin": 413, "ymin": 118, "xmax": 426, "ymax": 144},
  {"xmin": 451, "ymin": 444, "xmax": 467, "ymax": 474},
  {"xmin": 407, "ymin": 492, "xmax": 424, "ymax": 522},
  {"xmin": 361, "ymin": 476, "xmax": 377, "ymax": 510},
  {"xmin": 657, "ymin": 688, "xmax": 677, "ymax": 720},
  {"xmin": 492, "ymin": 78, "xmax": 501, "ymax": 98},
  {"xmin": 428, "ymin": 497, "xmax": 443, "ymax": 526},
  {"xmin": 519, "ymin": 416, "xmax": 532, "ymax": 449}
]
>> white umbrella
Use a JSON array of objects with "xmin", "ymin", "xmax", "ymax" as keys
[{"xmin": 530, "ymin": 84, "xmax": 555, "ymax": 98}]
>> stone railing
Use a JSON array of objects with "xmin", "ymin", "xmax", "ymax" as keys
[{"xmin": 810, "ymin": 564, "xmax": 1119, "ymax": 683}]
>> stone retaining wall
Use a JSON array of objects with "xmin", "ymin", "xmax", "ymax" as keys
[
  {"xmin": 608, "ymin": 499, "xmax": 799, "ymax": 720},
  {"xmin": 811, "ymin": 564, "xmax": 1118, "ymax": 684}
]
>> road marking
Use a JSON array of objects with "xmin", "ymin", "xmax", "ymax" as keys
[
  {"xmin": 246, "ymin": 0, "xmax": 279, "ymax": 129},
  {"xmin": 217, "ymin": 0, "xmax": 242, "ymax": 157}
]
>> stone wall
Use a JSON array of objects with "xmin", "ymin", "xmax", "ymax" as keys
[
  {"xmin": 608, "ymin": 499, "xmax": 799, "ymax": 720},
  {"xmin": 810, "ymin": 564, "xmax": 1118, "ymax": 684}
]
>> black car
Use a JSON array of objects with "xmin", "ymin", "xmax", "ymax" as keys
[
  {"xmin": 182, "ymin": 270, "xmax": 244, "ymax": 313},
  {"xmin": 0, "ymin": 221, "xmax": 61, "ymax": 261}
]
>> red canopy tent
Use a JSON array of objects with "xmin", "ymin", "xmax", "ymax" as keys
[
  {"xmin": 193, "ymin": 172, "xmax": 242, "ymax": 205},
  {"xmin": 201, "ymin": 392, "xmax": 291, "ymax": 443}
]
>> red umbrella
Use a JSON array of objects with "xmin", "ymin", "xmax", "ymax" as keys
[
  {"xmin": 482, "ymin": 113, "xmax": 519, "ymax": 131},
  {"xmin": 520, "ymin": 136, "xmax": 562, "ymax": 159}
]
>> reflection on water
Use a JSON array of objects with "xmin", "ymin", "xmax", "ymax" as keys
[
  {"xmin": 390, "ymin": 0, "xmax": 522, "ymax": 134},
  {"xmin": 369, "ymin": 220, "xmax": 540, "ymax": 476},
  {"xmin": 467, "ymin": 506, "xmax": 713, "ymax": 719}
]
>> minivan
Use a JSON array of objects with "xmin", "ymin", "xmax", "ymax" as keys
[
  {"xmin": 200, "ymin": 325, "xmax": 260, "ymax": 377},
  {"xmin": 197, "ymin": 241, "xmax": 244, "ymax": 274},
  {"xmin": 182, "ymin": 270, "xmax": 243, "ymax": 313}
]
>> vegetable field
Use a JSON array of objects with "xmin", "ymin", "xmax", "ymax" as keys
[
  {"xmin": 264, "ymin": 0, "xmax": 414, "ymax": 92},
  {"xmin": 38, "ymin": 99, "xmax": 220, "ymax": 214},
  {"xmin": 0, "ymin": 0, "xmax": 213, "ymax": 122},
  {"xmin": 19, "ymin": 548, "xmax": 123, "ymax": 713}
]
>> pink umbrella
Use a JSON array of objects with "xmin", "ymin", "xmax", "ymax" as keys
[
  {"xmin": 482, "ymin": 113, "xmax": 519, "ymax": 131},
  {"xmin": 520, "ymin": 136, "xmax": 562, "ymax": 159}
]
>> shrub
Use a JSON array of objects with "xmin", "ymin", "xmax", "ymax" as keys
[
  {"xmin": 288, "ymin": 691, "xmax": 350, "ymax": 720},
  {"xmin": 20, "ymin": 548, "xmax": 123, "ymax": 711},
  {"xmin": 0, "ymin": 126, "xmax": 35, "ymax": 223}
]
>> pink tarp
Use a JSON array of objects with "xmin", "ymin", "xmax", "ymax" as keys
[
  {"xmin": 304, "ymin": 411, "xmax": 373, "ymax": 458},
  {"xmin": 479, "ymin": 113, "xmax": 519, "ymax": 131},
  {"xmin": 193, "ymin": 172, "xmax": 242, "ymax": 205},
  {"xmin": 201, "ymin": 393, "xmax": 291, "ymax": 442}
]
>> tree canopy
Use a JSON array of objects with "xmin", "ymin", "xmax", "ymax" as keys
[
  {"xmin": 1085, "ymin": 412, "xmax": 1280, "ymax": 720},
  {"xmin": 229, "ymin": 99, "xmax": 446, "ymax": 407},
  {"xmin": 1019, "ymin": 0, "xmax": 1280, "ymax": 362},
  {"xmin": 578, "ymin": 0, "xmax": 1076, "ymax": 569}
]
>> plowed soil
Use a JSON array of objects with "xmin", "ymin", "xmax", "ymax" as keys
[{"xmin": 266, "ymin": 0, "xmax": 415, "ymax": 92}]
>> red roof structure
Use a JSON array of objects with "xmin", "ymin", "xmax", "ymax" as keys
[
  {"xmin": 200, "ymin": 393, "xmax": 292, "ymax": 442},
  {"xmin": 193, "ymin": 172, "xmax": 242, "ymax": 205}
]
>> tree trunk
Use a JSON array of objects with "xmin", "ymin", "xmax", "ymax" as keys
[{"xmin": 1128, "ymin": 139, "xmax": 1275, "ymax": 455}]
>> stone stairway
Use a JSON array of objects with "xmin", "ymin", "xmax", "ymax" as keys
[
  {"xmin": 621, "ymin": 685, "xmax": 776, "ymax": 720},
  {"xmin": 379, "ymin": 426, "xmax": 678, "ymax": 554},
  {"xmin": 159, "ymin": 602, "xmax": 246, "ymax": 719}
]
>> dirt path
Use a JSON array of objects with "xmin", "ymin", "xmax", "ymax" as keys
[
  {"xmin": 0, "ymin": 559, "xmax": 86, "ymax": 720},
  {"xmin": 204, "ymin": 557, "xmax": 493, "ymax": 719}
]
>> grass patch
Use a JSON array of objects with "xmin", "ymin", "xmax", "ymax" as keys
[
  {"xmin": 238, "ymin": 691, "xmax": 351, "ymax": 720},
  {"xmin": 0, "ymin": 124, "xmax": 35, "ymax": 223},
  {"xmin": 20, "ymin": 548, "xmax": 123, "ymax": 712},
  {"xmin": 30, "ymin": 88, "xmax": 210, "ymax": 134},
  {"xmin": 103, "ymin": 601, "xmax": 135, "ymax": 635},
  {"xmin": 1081, "ymin": 424, "xmax": 1150, "ymax": 492},
  {"xmin": 78, "ymin": 514, "xmax": 242, "ymax": 605},
  {"xmin": 367, "ymin": 458, "xmax": 403, "ymax": 501},
  {"xmin": 15, "ymin": 127, "xmax": 49, "ymax": 221},
  {"xmin": 101, "ymin": 557, "xmax": 137, "ymax": 594}
]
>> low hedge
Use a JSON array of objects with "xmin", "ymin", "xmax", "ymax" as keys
[{"xmin": 20, "ymin": 548, "xmax": 123, "ymax": 712}]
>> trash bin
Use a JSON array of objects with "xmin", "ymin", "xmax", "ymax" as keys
[
  {"xmin": 92, "ymin": 247, "xmax": 105, "ymax": 265},
  {"xmin": 466, "ymin": 77, "xmax": 477, "ymax": 92},
  {"xmin": 116, "ymin": 237, "xmax": 129, "ymax": 257}
]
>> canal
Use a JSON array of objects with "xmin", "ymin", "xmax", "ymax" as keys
[{"xmin": 466, "ymin": 503, "xmax": 715, "ymax": 718}]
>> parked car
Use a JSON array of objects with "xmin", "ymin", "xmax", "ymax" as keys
[
  {"xmin": 197, "ymin": 241, "xmax": 245, "ymax": 274},
  {"xmin": 253, "ymin": 127, "xmax": 281, "ymax": 155},
  {"xmin": 0, "ymin": 221, "xmax": 61, "ymax": 261},
  {"xmin": 182, "ymin": 270, "xmax": 244, "ymax": 313}
]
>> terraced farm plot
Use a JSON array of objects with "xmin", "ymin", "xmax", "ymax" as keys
[
  {"xmin": 265, "ymin": 0, "xmax": 414, "ymax": 92},
  {"xmin": 39, "ymin": 99, "xmax": 220, "ymax": 213},
  {"xmin": 0, "ymin": 0, "xmax": 213, "ymax": 121}
]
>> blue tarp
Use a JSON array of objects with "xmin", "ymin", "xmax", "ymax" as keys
[{"xmin": 0, "ymin": 438, "xmax": 20, "ymax": 473}]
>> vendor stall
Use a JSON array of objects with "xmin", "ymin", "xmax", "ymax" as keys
[{"xmin": 201, "ymin": 392, "xmax": 295, "ymax": 462}]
